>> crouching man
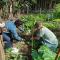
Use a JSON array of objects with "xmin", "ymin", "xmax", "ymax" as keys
[
  {"xmin": 3, "ymin": 19, "xmax": 24, "ymax": 49},
  {"xmin": 33, "ymin": 21, "xmax": 58, "ymax": 52}
]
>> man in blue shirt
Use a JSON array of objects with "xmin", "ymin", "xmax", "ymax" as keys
[{"xmin": 3, "ymin": 19, "xmax": 24, "ymax": 48}]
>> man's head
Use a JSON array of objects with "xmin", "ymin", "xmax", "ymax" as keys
[
  {"xmin": 35, "ymin": 21, "xmax": 43, "ymax": 30},
  {"xmin": 14, "ymin": 19, "xmax": 23, "ymax": 27}
]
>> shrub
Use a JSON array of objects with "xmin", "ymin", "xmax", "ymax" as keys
[
  {"xmin": 19, "ymin": 14, "xmax": 60, "ymax": 30},
  {"xmin": 19, "ymin": 14, "xmax": 47, "ymax": 31},
  {"xmin": 53, "ymin": 3, "xmax": 60, "ymax": 18},
  {"xmin": 44, "ymin": 22, "xmax": 60, "ymax": 30},
  {"xmin": 53, "ymin": 19, "xmax": 60, "ymax": 22}
]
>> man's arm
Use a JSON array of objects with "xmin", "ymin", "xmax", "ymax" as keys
[
  {"xmin": 11, "ymin": 28, "xmax": 23, "ymax": 41},
  {"xmin": 5, "ymin": 20, "xmax": 23, "ymax": 41}
]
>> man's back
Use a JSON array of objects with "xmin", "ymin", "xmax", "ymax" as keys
[
  {"xmin": 5, "ymin": 20, "xmax": 22, "ymax": 40},
  {"xmin": 5, "ymin": 20, "xmax": 16, "ymax": 31},
  {"xmin": 39, "ymin": 27, "xmax": 58, "ymax": 45}
]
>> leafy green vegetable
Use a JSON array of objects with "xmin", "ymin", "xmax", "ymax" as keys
[{"xmin": 31, "ymin": 45, "xmax": 56, "ymax": 60}]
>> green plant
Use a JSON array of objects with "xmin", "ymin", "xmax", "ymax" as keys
[
  {"xmin": 19, "ymin": 14, "xmax": 60, "ymax": 31},
  {"xmin": 19, "ymin": 14, "xmax": 47, "ymax": 31},
  {"xmin": 32, "ymin": 45, "xmax": 56, "ymax": 60},
  {"xmin": 53, "ymin": 3, "xmax": 60, "ymax": 19},
  {"xmin": 53, "ymin": 19, "xmax": 60, "ymax": 22},
  {"xmin": 44, "ymin": 22, "xmax": 60, "ymax": 30},
  {"xmin": 5, "ymin": 48, "xmax": 26, "ymax": 60}
]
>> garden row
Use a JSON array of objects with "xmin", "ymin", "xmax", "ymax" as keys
[{"xmin": 19, "ymin": 14, "xmax": 60, "ymax": 44}]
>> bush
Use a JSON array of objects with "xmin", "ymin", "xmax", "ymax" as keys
[
  {"xmin": 44, "ymin": 22, "xmax": 60, "ymax": 30},
  {"xmin": 19, "ymin": 14, "xmax": 47, "ymax": 31},
  {"xmin": 53, "ymin": 19, "xmax": 60, "ymax": 22},
  {"xmin": 18, "ymin": 14, "xmax": 60, "ymax": 31},
  {"xmin": 32, "ymin": 45, "xmax": 56, "ymax": 60},
  {"xmin": 53, "ymin": 3, "xmax": 60, "ymax": 19}
]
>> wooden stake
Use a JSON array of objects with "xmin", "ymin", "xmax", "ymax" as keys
[
  {"xmin": 55, "ymin": 48, "xmax": 60, "ymax": 60},
  {"xmin": 0, "ymin": 35, "xmax": 5, "ymax": 60}
]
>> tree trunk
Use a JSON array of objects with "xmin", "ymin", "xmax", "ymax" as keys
[
  {"xmin": 49, "ymin": 0, "xmax": 52, "ymax": 9},
  {"xmin": 26, "ymin": 5, "xmax": 29, "ymax": 14},
  {"xmin": 9, "ymin": 0, "xmax": 13, "ymax": 18}
]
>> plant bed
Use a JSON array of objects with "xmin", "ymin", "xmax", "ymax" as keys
[{"xmin": 5, "ymin": 41, "xmax": 32, "ymax": 60}]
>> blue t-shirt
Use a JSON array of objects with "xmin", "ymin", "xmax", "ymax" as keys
[{"xmin": 5, "ymin": 20, "xmax": 22, "ymax": 41}]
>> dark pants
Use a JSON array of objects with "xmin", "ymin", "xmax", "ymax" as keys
[{"xmin": 2, "ymin": 32, "xmax": 13, "ymax": 48}]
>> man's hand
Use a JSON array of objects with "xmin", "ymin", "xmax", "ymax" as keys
[
  {"xmin": 31, "ymin": 36, "xmax": 40, "ymax": 40},
  {"xmin": 21, "ymin": 38, "xmax": 25, "ymax": 41}
]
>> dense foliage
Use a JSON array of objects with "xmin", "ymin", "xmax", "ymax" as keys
[
  {"xmin": 32, "ymin": 45, "xmax": 56, "ymax": 60},
  {"xmin": 53, "ymin": 3, "xmax": 60, "ymax": 19},
  {"xmin": 19, "ymin": 14, "xmax": 60, "ymax": 31}
]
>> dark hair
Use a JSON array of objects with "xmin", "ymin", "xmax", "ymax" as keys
[
  {"xmin": 14, "ymin": 19, "xmax": 23, "ymax": 26},
  {"xmin": 34, "ymin": 22, "xmax": 40, "ymax": 28}
]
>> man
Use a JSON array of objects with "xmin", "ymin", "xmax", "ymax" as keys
[
  {"xmin": 2, "ymin": 19, "xmax": 24, "ymax": 48},
  {"xmin": 33, "ymin": 21, "xmax": 58, "ymax": 52}
]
